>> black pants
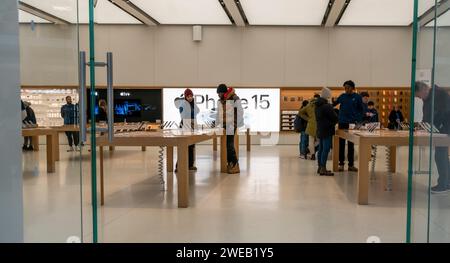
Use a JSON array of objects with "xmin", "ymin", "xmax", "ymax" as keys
[
  {"xmin": 65, "ymin": 131, "xmax": 79, "ymax": 147},
  {"xmin": 435, "ymin": 147, "xmax": 450, "ymax": 188},
  {"xmin": 23, "ymin": 136, "xmax": 32, "ymax": 147},
  {"xmin": 188, "ymin": 145, "xmax": 195, "ymax": 167},
  {"xmin": 227, "ymin": 135, "xmax": 238, "ymax": 165},
  {"xmin": 338, "ymin": 123, "xmax": 354, "ymax": 167},
  {"xmin": 176, "ymin": 145, "xmax": 195, "ymax": 169}
]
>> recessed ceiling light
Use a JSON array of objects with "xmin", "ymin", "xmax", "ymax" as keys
[
  {"xmin": 339, "ymin": 0, "xmax": 436, "ymax": 26},
  {"xmin": 239, "ymin": 0, "xmax": 330, "ymax": 26}
]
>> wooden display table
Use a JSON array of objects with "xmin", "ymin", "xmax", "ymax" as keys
[
  {"xmin": 97, "ymin": 129, "xmax": 227, "ymax": 208},
  {"xmin": 22, "ymin": 128, "xmax": 58, "ymax": 173},
  {"xmin": 333, "ymin": 129, "xmax": 450, "ymax": 205}
]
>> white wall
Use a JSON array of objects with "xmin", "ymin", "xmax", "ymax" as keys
[
  {"xmin": 20, "ymin": 24, "xmax": 417, "ymax": 87},
  {"xmin": 1, "ymin": 0, "xmax": 23, "ymax": 242}
]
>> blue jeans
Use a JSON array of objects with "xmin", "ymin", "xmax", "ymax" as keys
[
  {"xmin": 299, "ymin": 132, "xmax": 309, "ymax": 155},
  {"xmin": 318, "ymin": 136, "xmax": 332, "ymax": 168}
]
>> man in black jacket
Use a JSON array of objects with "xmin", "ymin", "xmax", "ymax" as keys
[
  {"xmin": 316, "ymin": 88, "xmax": 339, "ymax": 176},
  {"xmin": 415, "ymin": 81, "xmax": 450, "ymax": 194},
  {"xmin": 22, "ymin": 101, "xmax": 37, "ymax": 151}
]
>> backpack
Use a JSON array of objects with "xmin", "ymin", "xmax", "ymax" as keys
[{"xmin": 294, "ymin": 115, "xmax": 302, "ymax": 133}]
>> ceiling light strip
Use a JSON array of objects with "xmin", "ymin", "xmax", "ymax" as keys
[
  {"xmin": 324, "ymin": 0, "xmax": 347, "ymax": 27},
  {"xmin": 110, "ymin": 0, "xmax": 158, "ymax": 25},
  {"xmin": 334, "ymin": 0, "xmax": 351, "ymax": 25},
  {"xmin": 222, "ymin": 0, "xmax": 245, "ymax": 26},
  {"xmin": 18, "ymin": 1, "xmax": 70, "ymax": 24},
  {"xmin": 321, "ymin": 0, "xmax": 335, "ymax": 26},
  {"xmin": 234, "ymin": 0, "xmax": 249, "ymax": 25}
]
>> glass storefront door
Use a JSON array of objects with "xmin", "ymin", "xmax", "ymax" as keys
[{"xmin": 18, "ymin": 0, "xmax": 88, "ymax": 242}]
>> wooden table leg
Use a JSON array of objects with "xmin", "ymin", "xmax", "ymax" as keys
[
  {"xmin": 53, "ymin": 133, "xmax": 60, "ymax": 161},
  {"xmin": 357, "ymin": 142, "xmax": 370, "ymax": 205},
  {"xmin": 100, "ymin": 146, "xmax": 105, "ymax": 206},
  {"xmin": 141, "ymin": 146, "xmax": 146, "ymax": 151},
  {"xmin": 220, "ymin": 135, "xmax": 228, "ymax": 173},
  {"xmin": 388, "ymin": 146, "xmax": 397, "ymax": 173},
  {"xmin": 213, "ymin": 137, "xmax": 217, "ymax": 152},
  {"xmin": 246, "ymin": 128, "xmax": 251, "ymax": 152},
  {"xmin": 46, "ymin": 134, "xmax": 55, "ymax": 173},
  {"xmin": 167, "ymin": 146, "xmax": 174, "ymax": 172},
  {"xmin": 234, "ymin": 133, "xmax": 239, "ymax": 157},
  {"xmin": 32, "ymin": 136, "xmax": 39, "ymax": 151},
  {"xmin": 177, "ymin": 144, "xmax": 189, "ymax": 208},
  {"xmin": 333, "ymin": 135, "xmax": 339, "ymax": 172}
]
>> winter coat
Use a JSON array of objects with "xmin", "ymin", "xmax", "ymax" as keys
[
  {"xmin": 315, "ymin": 98, "xmax": 338, "ymax": 139},
  {"xmin": 23, "ymin": 106, "xmax": 37, "ymax": 125},
  {"xmin": 61, "ymin": 103, "xmax": 79, "ymax": 125},
  {"xmin": 175, "ymin": 98, "xmax": 200, "ymax": 130},
  {"xmin": 298, "ymin": 99, "xmax": 318, "ymax": 137},
  {"xmin": 423, "ymin": 85, "xmax": 450, "ymax": 135},
  {"xmin": 215, "ymin": 88, "xmax": 244, "ymax": 135},
  {"xmin": 333, "ymin": 93, "xmax": 364, "ymax": 124}
]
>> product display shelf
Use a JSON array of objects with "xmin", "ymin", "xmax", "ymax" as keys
[
  {"xmin": 21, "ymin": 88, "xmax": 79, "ymax": 127},
  {"xmin": 279, "ymin": 87, "xmax": 411, "ymax": 131}
]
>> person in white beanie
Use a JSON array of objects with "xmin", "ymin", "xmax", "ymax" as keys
[{"xmin": 315, "ymin": 87, "xmax": 338, "ymax": 176}]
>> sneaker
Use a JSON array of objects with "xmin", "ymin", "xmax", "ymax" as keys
[
  {"xmin": 67, "ymin": 146, "xmax": 74, "ymax": 152},
  {"xmin": 317, "ymin": 167, "xmax": 321, "ymax": 174},
  {"xmin": 431, "ymin": 185, "xmax": 450, "ymax": 194},
  {"xmin": 299, "ymin": 154, "xmax": 307, "ymax": 159},
  {"xmin": 22, "ymin": 145, "xmax": 27, "ymax": 151},
  {"xmin": 310, "ymin": 154, "xmax": 316, "ymax": 161},
  {"xmin": 348, "ymin": 166, "xmax": 359, "ymax": 172},
  {"xmin": 338, "ymin": 165, "xmax": 344, "ymax": 172},
  {"xmin": 27, "ymin": 145, "xmax": 34, "ymax": 151},
  {"xmin": 189, "ymin": 166, "xmax": 197, "ymax": 171},
  {"xmin": 227, "ymin": 163, "xmax": 240, "ymax": 174},
  {"xmin": 319, "ymin": 167, "xmax": 334, "ymax": 176}
]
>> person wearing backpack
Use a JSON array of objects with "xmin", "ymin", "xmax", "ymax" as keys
[
  {"xmin": 216, "ymin": 84, "xmax": 244, "ymax": 174},
  {"xmin": 297, "ymin": 100, "xmax": 310, "ymax": 159},
  {"xmin": 299, "ymin": 94, "xmax": 320, "ymax": 160}
]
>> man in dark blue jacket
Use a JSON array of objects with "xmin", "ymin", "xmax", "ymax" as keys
[
  {"xmin": 416, "ymin": 81, "xmax": 450, "ymax": 194},
  {"xmin": 333, "ymin": 80, "xmax": 364, "ymax": 172},
  {"xmin": 61, "ymin": 96, "xmax": 80, "ymax": 152}
]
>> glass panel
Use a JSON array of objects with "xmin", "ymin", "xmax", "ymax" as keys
[
  {"xmin": 428, "ymin": 5, "xmax": 450, "ymax": 242},
  {"xmin": 408, "ymin": 0, "xmax": 450, "ymax": 243},
  {"xmin": 19, "ymin": 1, "xmax": 85, "ymax": 242}
]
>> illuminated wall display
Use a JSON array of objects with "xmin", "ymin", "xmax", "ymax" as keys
[{"xmin": 163, "ymin": 88, "xmax": 280, "ymax": 132}]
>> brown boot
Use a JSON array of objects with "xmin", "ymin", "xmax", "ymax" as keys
[
  {"xmin": 348, "ymin": 166, "xmax": 358, "ymax": 172},
  {"xmin": 319, "ymin": 166, "xmax": 334, "ymax": 176},
  {"xmin": 227, "ymin": 163, "xmax": 240, "ymax": 174}
]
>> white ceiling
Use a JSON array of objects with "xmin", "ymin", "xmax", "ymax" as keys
[
  {"xmin": 19, "ymin": 10, "xmax": 51, "ymax": 23},
  {"xmin": 130, "ymin": 0, "xmax": 231, "ymax": 25},
  {"xmin": 18, "ymin": 0, "xmax": 444, "ymax": 26},
  {"xmin": 339, "ymin": 0, "xmax": 437, "ymax": 26},
  {"xmin": 240, "ymin": 0, "xmax": 330, "ymax": 26},
  {"xmin": 20, "ymin": 0, "xmax": 141, "ymax": 24}
]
